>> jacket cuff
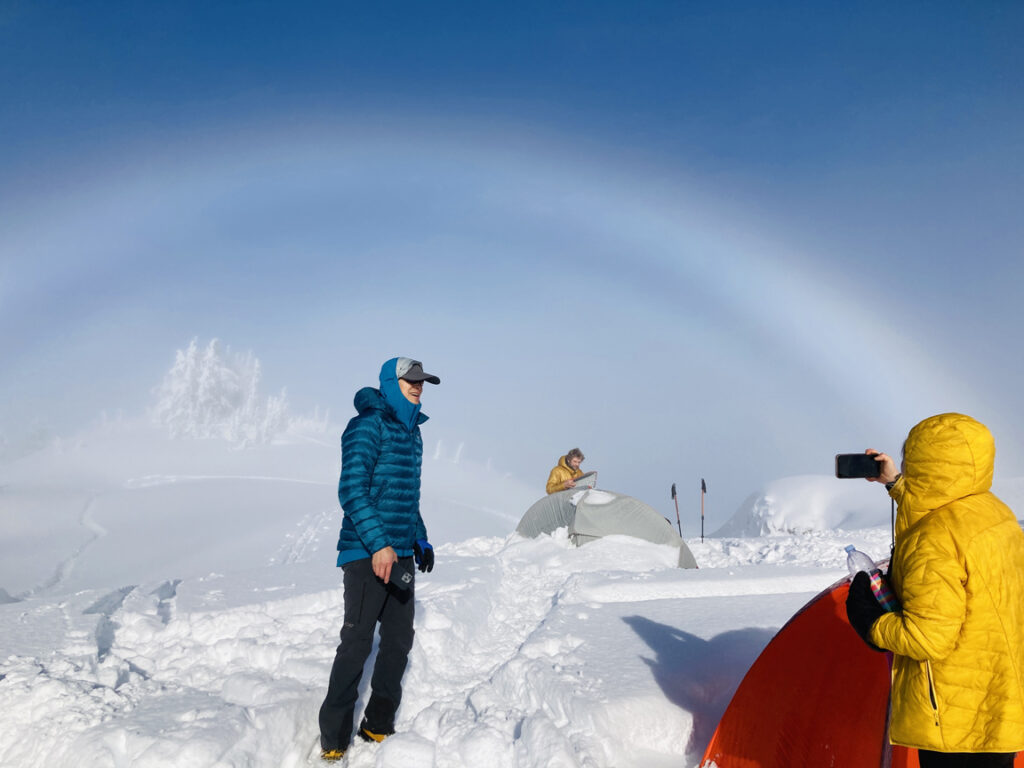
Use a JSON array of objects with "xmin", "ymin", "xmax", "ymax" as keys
[
  {"xmin": 887, "ymin": 474, "xmax": 905, "ymax": 502},
  {"xmin": 365, "ymin": 539, "xmax": 389, "ymax": 557},
  {"xmin": 867, "ymin": 612, "xmax": 887, "ymax": 650}
]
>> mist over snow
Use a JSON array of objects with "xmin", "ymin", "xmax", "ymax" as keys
[
  {"xmin": 716, "ymin": 476, "xmax": 895, "ymax": 537},
  {"xmin": 154, "ymin": 338, "xmax": 305, "ymax": 447},
  {"xmin": 1, "ymin": 340, "xmax": 1022, "ymax": 767},
  {"xmin": 716, "ymin": 473, "xmax": 1024, "ymax": 539}
]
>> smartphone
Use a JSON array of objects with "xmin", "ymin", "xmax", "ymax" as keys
[
  {"xmin": 389, "ymin": 563, "xmax": 414, "ymax": 591},
  {"xmin": 835, "ymin": 453, "xmax": 881, "ymax": 479}
]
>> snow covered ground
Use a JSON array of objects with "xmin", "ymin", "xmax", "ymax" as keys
[{"xmin": 1, "ymin": 419, "xmax": 1021, "ymax": 768}]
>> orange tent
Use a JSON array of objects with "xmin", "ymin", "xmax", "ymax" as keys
[{"xmin": 700, "ymin": 573, "xmax": 1023, "ymax": 768}]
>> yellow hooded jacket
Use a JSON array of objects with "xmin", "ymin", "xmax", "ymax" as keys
[
  {"xmin": 870, "ymin": 413, "xmax": 1024, "ymax": 753},
  {"xmin": 546, "ymin": 455, "xmax": 584, "ymax": 495}
]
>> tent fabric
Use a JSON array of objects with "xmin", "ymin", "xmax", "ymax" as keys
[
  {"xmin": 700, "ymin": 572, "xmax": 1024, "ymax": 767},
  {"xmin": 515, "ymin": 488, "xmax": 577, "ymax": 539},
  {"xmin": 513, "ymin": 472, "xmax": 598, "ymax": 538},
  {"xmin": 571, "ymin": 491, "xmax": 676, "ymax": 544},
  {"xmin": 516, "ymin": 484, "xmax": 698, "ymax": 569}
]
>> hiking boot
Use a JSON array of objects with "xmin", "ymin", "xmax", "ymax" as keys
[
  {"xmin": 358, "ymin": 718, "xmax": 395, "ymax": 743},
  {"xmin": 320, "ymin": 748, "xmax": 345, "ymax": 762}
]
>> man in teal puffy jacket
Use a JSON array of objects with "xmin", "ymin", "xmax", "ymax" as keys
[{"xmin": 318, "ymin": 357, "xmax": 440, "ymax": 761}]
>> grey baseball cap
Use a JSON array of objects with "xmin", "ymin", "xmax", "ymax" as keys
[{"xmin": 396, "ymin": 357, "xmax": 440, "ymax": 384}]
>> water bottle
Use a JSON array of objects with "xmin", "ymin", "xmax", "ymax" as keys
[{"xmin": 845, "ymin": 545, "xmax": 899, "ymax": 612}]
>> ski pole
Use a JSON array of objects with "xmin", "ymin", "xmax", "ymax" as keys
[
  {"xmin": 700, "ymin": 478, "xmax": 706, "ymax": 542},
  {"xmin": 671, "ymin": 483, "xmax": 682, "ymax": 537}
]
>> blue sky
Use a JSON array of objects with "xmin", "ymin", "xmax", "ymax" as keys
[{"xmin": 2, "ymin": 1, "xmax": 1022, "ymax": 527}]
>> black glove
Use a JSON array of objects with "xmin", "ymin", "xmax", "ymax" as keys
[
  {"xmin": 845, "ymin": 571, "xmax": 886, "ymax": 652},
  {"xmin": 414, "ymin": 539, "xmax": 434, "ymax": 573}
]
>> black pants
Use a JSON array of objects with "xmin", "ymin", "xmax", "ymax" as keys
[
  {"xmin": 918, "ymin": 751, "xmax": 1017, "ymax": 768},
  {"xmin": 319, "ymin": 557, "xmax": 415, "ymax": 751}
]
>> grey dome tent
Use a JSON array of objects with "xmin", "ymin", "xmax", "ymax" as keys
[{"xmin": 516, "ymin": 475, "xmax": 698, "ymax": 569}]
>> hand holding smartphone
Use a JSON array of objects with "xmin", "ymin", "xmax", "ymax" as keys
[
  {"xmin": 389, "ymin": 563, "xmax": 414, "ymax": 591},
  {"xmin": 835, "ymin": 453, "xmax": 881, "ymax": 479}
]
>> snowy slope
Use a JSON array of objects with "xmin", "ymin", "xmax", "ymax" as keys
[
  {"xmin": 0, "ymin": 420, "xmax": 1015, "ymax": 767},
  {"xmin": 717, "ymin": 473, "xmax": 1024, "ymax": 537}
]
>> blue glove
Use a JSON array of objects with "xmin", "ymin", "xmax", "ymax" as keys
[{"xmin": 414, "ymin": 539, "xmax": 434, "ymax": 573}]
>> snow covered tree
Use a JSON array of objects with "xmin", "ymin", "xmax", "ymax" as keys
[{"xmin": 153, "ymin": 338, "xmax": 291, "ymax": 446}]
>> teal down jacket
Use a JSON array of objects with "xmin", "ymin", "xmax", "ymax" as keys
[{"xmin": 335, "ymin": 359, "xmax": 429, "ymax": 566}]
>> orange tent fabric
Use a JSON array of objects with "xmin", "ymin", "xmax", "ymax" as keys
[{"xmin": 700, "ymin": 575, "xmax": 1023, "ymax": 768}]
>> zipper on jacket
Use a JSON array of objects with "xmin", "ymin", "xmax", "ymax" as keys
[{"xmin": 925, "ymin": 660, "xmax": 941, "ymax": 728}]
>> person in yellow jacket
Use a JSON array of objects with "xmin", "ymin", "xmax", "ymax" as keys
[
  {"xmin": 846, "ymin": 413, "xmax": 1024, "ymax": 768},
  {"xmin": 545, "ymin": 448, "xmax": 585, "ymax": 494}
]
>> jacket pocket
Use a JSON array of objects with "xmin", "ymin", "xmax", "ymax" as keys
[
  {"xmin": 342, "ymin": 568, "xmax": 367, "ymax": 629},
  {"xmin": 925, "ymin": 660, "xmax": 941, "ymax": 729}
]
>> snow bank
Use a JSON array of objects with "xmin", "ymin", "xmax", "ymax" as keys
[
  {"xmin": 714, "ymin": 474, "xmax": 897, "ymax": 537},
  {"xmin": 1, "ymin": 525, "xmax": 834, "ymax": 768},
  {"xmin": 716, "ymin": 473, "xmax": 1024, "ymax": 538}
]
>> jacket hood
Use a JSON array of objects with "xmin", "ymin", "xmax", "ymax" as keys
[
  {"xmin": 375, "ymin": 357, "xmax": 428, "ymax": 432},
  {"xmin": 900, "ymin": 412, "xmax": 994, "ymax": 526},
  {"xmin": 353, "ymin": 386, "xmax": 386, "ymax": 415}
]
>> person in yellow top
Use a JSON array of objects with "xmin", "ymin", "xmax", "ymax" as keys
[
  {"xmin": 846, "ymin": 413, "xmax": 1024, "ymax": 768},
  {"xmin": 545, "ymin": 448, "xmax": 585, "ymax": 494}
]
